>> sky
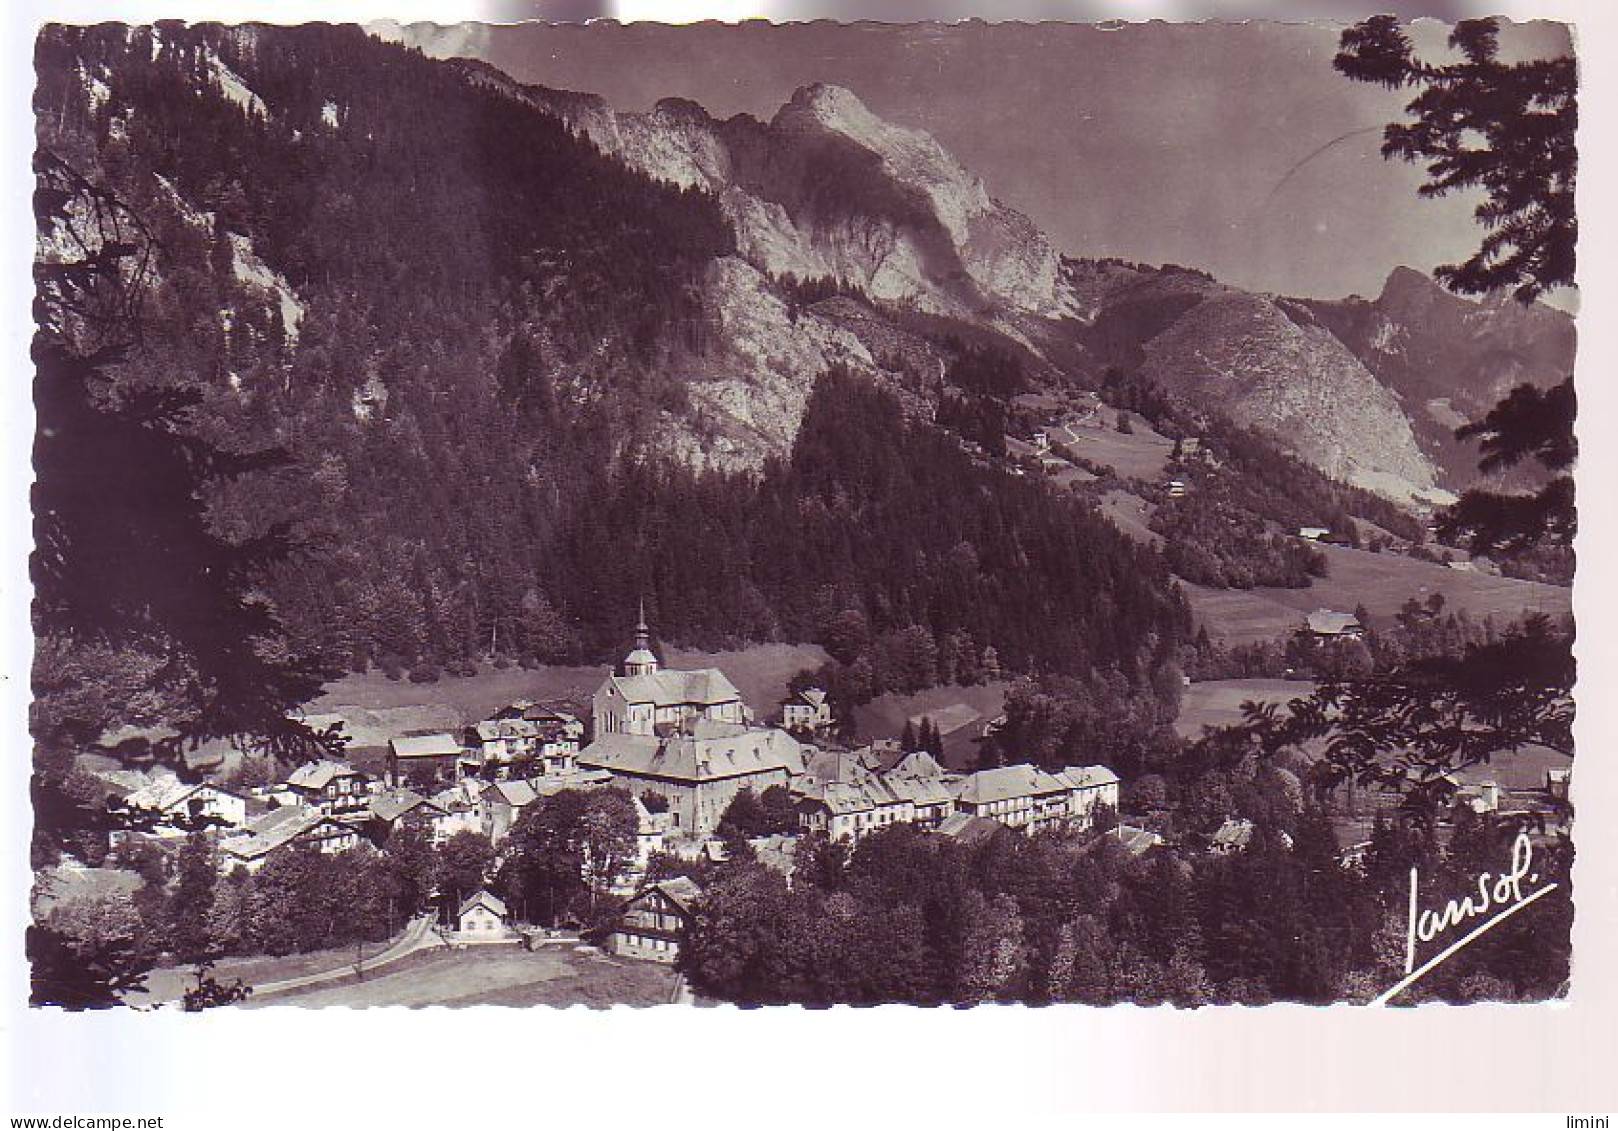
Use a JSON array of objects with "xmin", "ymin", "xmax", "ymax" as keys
[{"xmin": 382, "ymin": 18, "xmax": 1574, "ymax": 302}]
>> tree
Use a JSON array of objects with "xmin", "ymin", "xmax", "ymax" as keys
[
  {"xmin": 168, "ymin": 834, "xmax": 221, "ymax": 961},
  {"xmin": 578, "ymin": 788, "xmax": 640, "ymax": 912},
  {"xmin": 181, "ymin": 962, "xmax": 253, "ymax": 1011},
  {"xmin": 380, "ymin": 817, "xmax": 440, "ymax": 920},
  {"xmin": 28, "ymin": 894, "xmax": 153, "ymax": 1009},
  {"xmin": 31, "ymin": 152, "xmax": 338, "ymax": 762},
  {"xmin": 1334, "ymin": 17, "xmax": 1576, "ymax": 302},
  {"xmin": 436, "ymin": 830, "xmax": 495, "ymax": 919},
  {"xmin": 1335, "ymin": 18, "xmax": 1577, "ymax": 557}
]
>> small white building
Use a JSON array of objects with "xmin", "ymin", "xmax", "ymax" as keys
[
  {"xmin": 456, "ymin": 890, "xmax": 513, "ymax": 938},
  {"xmin": 781, "ymin": 688, "xmax": 833, "ymax": 732}
]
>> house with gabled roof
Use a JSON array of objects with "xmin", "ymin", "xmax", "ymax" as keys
[
  {"xmin": 112, "ymin": 775, "xmax": 247, "ymax": 838},
  {"xmin": 1305, "ymin": 609, "xmax": 1365, "ymax": 639},
  {"xmin": 361, "ymin": 788, "xmax": 446, "ymax": 847},
  {"xmin": 781, "ymin": 687, "xmax": 833, "ymax": 733},
  {"xmin": 220, "ymin": 805, "xmax": 360, "ymax": 871},
  {"xmin": 284, "ymin": 759, "xmax": 372, "ymax": 821},
  {"xmin": 1208, "ymin": 817, "xmax": 1293, "ymax": 855},
  {"xmin": 610, "ymin": 877, "xmax": 703, "ymax": 964},
  {"xmin": 387, "ymin": 733, "xmax": 469, "ymax": 788},
  {"xmin": 455, "ymin": 890, "xmax": 513, "ymax": 939}
]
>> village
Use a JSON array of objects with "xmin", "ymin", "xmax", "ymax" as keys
[
  {"xmin": 69, "ymin": 598, "xmax": 1571, "ymax": 1009},
  {"xmin": 74, "ymin": 610, "xmax": 1130, "ymax": 995}
]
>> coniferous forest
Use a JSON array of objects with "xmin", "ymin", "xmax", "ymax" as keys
[{"xmin": 33, "ymin": 22, "xmax": 1191, "ymax": 714}]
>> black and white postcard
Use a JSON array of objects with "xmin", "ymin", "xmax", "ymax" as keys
[{"xmin": 7, "ymin": 1, "xmax": 1616, "ymax": 1120}]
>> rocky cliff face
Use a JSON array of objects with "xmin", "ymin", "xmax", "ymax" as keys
[
  {"xmin": 1135, "ymin": 288, "xmax": 1443, "ymax": 503},
  {"xmin": 1301, "ymin": 267, "xmax": 1576, "ymax": 488},
  {"xmin": 459, "ymin": 64, "xmax": 1064, "ymax": 319},
  {"xmin": 662, "ymin": 257, "xmax": 883, "ymax": 472}
]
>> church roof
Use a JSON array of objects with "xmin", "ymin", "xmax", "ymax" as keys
[{"xmin": 607, "ymin": 668, "xmax": 741, "ymax": 709}]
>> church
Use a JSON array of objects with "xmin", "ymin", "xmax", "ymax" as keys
[{"xmin": 590, "ymin": 609, "xmax": 748, "ymax": 739}]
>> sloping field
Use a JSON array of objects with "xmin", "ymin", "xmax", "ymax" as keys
[
  {"xmin": 854, "ymin": 682, "xmax": 1012, "ymax": 770},
  {"xmin": 1185, "ymin": 543, "xmax": 1571, "ymax": 645},
  {"xmin": 308, "ymin": 643, "xmax": 829, "ymax": 737},
  {"xmin": 1053, "ymin": 418, "xmax": 1175, "ymax": 480},
  {"xmin": 1174, "ymin": 678, "xmax": 1316, "ymax": 739},
  {"xmin": 1098, "ymin": 489, "xmax": 1161, "ymax": 546}
]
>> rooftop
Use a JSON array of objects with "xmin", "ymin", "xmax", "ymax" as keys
[
  {"xmin": 389, "ymin": 733, "xmax": 464, "ymax": 759},
  {"xmin": 605, "ymin": 667, "xmax": 742, "ymax": 710},
  {"xmin": 285, "ymin": 759, "xmax": 366, "ymax": 791},
  {"xmin": 580, "ymin": 726, "xmax": 805, "ymax": 783},
  {"xmin": 954, "ymin": 764, "xmax": 1072, "ymax": 805}
]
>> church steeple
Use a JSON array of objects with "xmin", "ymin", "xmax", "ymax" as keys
[{"xmin": 624, "ymin": 600, "xmax": 659, "ymax": 676}]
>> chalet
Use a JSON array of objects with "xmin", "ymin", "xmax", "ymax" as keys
[
  {"xmin": 466, "ymin": 712, "xmax": 581, "ymax": 779},
  {"xmin": 591, "ymin": 614, "xmax": 747, "ymax": 738},
  {"xmin": 1209, "ymin": 818, "xmax": 1294, "ymax": 855},
  {"xmin": 113, "ymin": 776, "xmax": 247, "ymax": 837},
  {"xmin": 362, "ymin": 788, "xmax": 446, "ymax": 846},
  {"xmin": 220, "ymin": 805, "xmax": 360, "ymax": 871},
  {"xmin": 781, "ymin": 688, "xmax": 834, "ymax": 733},
  {"xmin": 284, "ymin": 760, "xmax": 372, "ymax": 821},
  {"xmin": 1209, "ymin": 818, "xmax": 1256, "ymax": 854},
  {"xmin": 580, "ymin": 720, "xmax": 806, "ymax": 836},
  {"xmin": 1031, "ymin": 430, "xmax": 1051, "ymax": 451},
  {"xmin": 1165, "ymin": 479, "xmax": 1189, "ymax": 499},
  {"xmin": 387, "ymin": 733, "xmax": 468, "ymax": 788},
  {"xmin": 610, "ymin": 877, "xmax": 703, "ymax": 964},
  {"xmin": 456, "ymin": 890, "xmax": 512, "ymax": 938},
  {"xmin": 1305, "ymin": 609, "xmax": 1365, "ymax": 639},
  {"xmin": 491, "ymin": 700, "xmax": 586, "ymax": 740},
  {"xmin": 1296, "ymin": 526, "xmax": 1330, "ymax": 542}
]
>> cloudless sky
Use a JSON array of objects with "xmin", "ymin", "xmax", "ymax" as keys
[{"xmin": 385, "ymin": 18, "xmax": 1575, "ymax": 302}]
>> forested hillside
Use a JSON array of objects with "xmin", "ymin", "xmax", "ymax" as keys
[{"xmin": 34, "ymin": 24, "xmax": 1190, "ymax": 719}]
